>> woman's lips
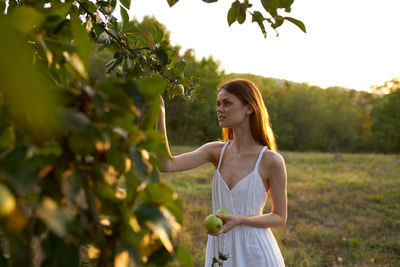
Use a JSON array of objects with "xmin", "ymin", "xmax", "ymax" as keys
[{"xmin": 218, "ymin": 116, "xmax": 225, "ymax": 121}]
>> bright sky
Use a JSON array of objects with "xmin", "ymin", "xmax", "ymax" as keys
[{"xmin": 128, "ymin": 0, "xmax": 400, "ymax": 91}]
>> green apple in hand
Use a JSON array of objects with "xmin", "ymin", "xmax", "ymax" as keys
[
  {"xmin": 215, "ymin": 208, "xmax": 231, "ymax": 224},
  {"xmin": 204, "ymin": 214, "xmax": 223, "ymax": 233}
]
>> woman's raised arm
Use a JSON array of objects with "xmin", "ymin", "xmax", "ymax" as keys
[{"xmin": 155, "ymin": 95, "xmax": 219, "ymax": 172}]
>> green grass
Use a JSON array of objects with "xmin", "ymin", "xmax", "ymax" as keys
[{"xmin": 161, "ymin": 147, "xmax": 400, "ymax": 267}]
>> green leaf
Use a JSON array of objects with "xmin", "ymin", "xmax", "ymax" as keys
[
  {"xmin": 80, "ymin": 1, "xmax": 97, "ymax": 14},
  {"xmin": 106, "ymin": 148, "xmax": 128, "ymax": 174},
  {"xmin": 175, "ymin": 245, "xmax": 194, "ymax": 266},
  {"xmin": 0, "ymin": 125, "xmax": 15, "ymax": 150},
  {"xmin": 0, "ymin": 146, "xmax": 38, "ymax": 195},
  {"xmin": 108, "ymin": 26, "xmax": 121, "ymax": 41},
  {"xmin": 9, "ymin": 6, "xmax": 45, "ymax": 34},
  {"xmin": 236, "ymin": 3, "xmax": 246, "ymax": 24},
  {"xmin": 167, "ymin": 0, "xmax": 179, "ymax": 7},
  {"xmin": 42, "ymin": 232, "xmax": 80, "ymax": 266},
  {"xmin": 139, "ymin": 129, "xmax": 171, "ymax": 159},
  {"xmin": 0, "ymin": 17, "xmax": 64, "ymax": 141},
  {"xmin": 71, "ymin": 13, "xmax": 92, "ymax": 69},
  {"xmin": 125, "ymin": 24, "xmax": 140, "ymax": 34},
  {"xmin": 37, "ymin": 197, "xmax": 74, "ymax": 237},
  {"xmin": 60, "ymin": 108, "xmax": 91, "ymax": 132},
  {"xmin": 261, "ymin": 0, "xmax": 278, "ymax": 16},
  {"xmin": 252, "ymin": 11, "xmax": 267, "ymax": 38},
  {"xmin": 139, "ymin": 183, "xmax": 175, "ymax": 204},
  {"xmin": 156, "ymin": 49, "xmax": 168, "ymax": 65},
  {"xmin": 130, "ymin": 145, "xmax": 152, "ymax": 178},
  {"xmin": 6, "ymin": 0, "xmax": 18, "ymax": 13},
  {"xmin": 212, "ymin": 257, "xmax": 220, "ymax": 265},
  {"xmin": 275, "ymin": 0, "xmax": 294, "ymax": 9},
  {"xmin": 227, "ymin": 2, "xmax": 238, "ymax": 26},
  {"xmin": 121, "ymin": 56, "xmax": 133, "ymax": 72},
  {"xmin": 135, "ymin": 35, "xmax": 149, "ymax": 48},
  {"xmin": 32, "ymin": 142, "xmax": 63, "ymax": 157},
  {"xmin": 120, "ymin": 5, "xmax": 129, "ymax": 31},
  {"xmin": 134, "ymin": 203, "xmax": 180, "ymax": 254},
  {"xmin": 151, "ymin": 24, "xmax": 164, "ymax": 44},
  {"xmin": 105, "ymin": 57, "xmax": 122, "ymax": 73},
  {"xmin": 272, "ymin": 15, "xmax": 284, "ymax": 29},
  {"xmin": 124, "ymin": 172, "xmax": 141, "ymax": 202},
  {"xmin": 174, "ymin": 59, "xmax": 186, "ymax": 72},
  {"xmin": 120, "ymin": 0, "xmax": 131, "ymax": 9},
  {"xmin": 136, "ymin": 75, "xmax": 167, "ymax": 101},
  {"xmin": 0, "ymin": 2, "xmax": 6, "ymax": 14},
  {"xmin": 61, "ymin": 172, "xmax": 86, "ymax": 209},
  {"xmin": 218, "ymin": 251, "xmax": 230, "ymax": 261},
  {"xmin": 284, "ymin": 17, "xmax": 307, "ymax": 33},
  {"xmin": 45, "ymin": 2, "xmax": 72, "ymax": 18},
  {"xmin": 140, "ymin": 98, "xmax": 162, "ymax": 130},
  {"xmin": 68, "ymin": 131, "xmax": 95, "ymax": 155}
]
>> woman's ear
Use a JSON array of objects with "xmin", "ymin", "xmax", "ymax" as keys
[{"xmin": 245, "ymin": 104, "xmax": 253, "ymax": 116}]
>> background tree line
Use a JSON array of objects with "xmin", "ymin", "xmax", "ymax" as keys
[
  {"xmin": 168, "ymin": 67, "xmax": 399, "ymax": 153},
  {"xmin": 90, "ymin": 16, "xmax": 398, "ymax": 154}
]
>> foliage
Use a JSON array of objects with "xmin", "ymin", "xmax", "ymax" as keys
[
  {"xmin": 0, "ymin": 0, "xmax": 197, "ymax": 265},
  {"xmin": 169, "ymin": 70, "xmax": 399, "ymax": 153},
  {"xmin": 371, "ymin": 77, "xmax": 400, "ymax": 95},
  {"xmin": 371, "ymin": 85, "xmax": 400, "ymax": 153},
  {"xmin": 212, "ymin": 251, "xmax": 229, "ymax": 267},
  {"xmin": 168, "ymin": 0, "xmax": 306, "ymax": 38}
]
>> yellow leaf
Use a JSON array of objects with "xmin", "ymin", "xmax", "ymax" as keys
[
  {"xmin": 62, "ymin": 51, "xmax": 88, "ymax": 80},
  {"xmin": 114, "ymin": 250, "xmax": 136, "ymax": 267}
]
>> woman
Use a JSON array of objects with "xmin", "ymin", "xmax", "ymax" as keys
[{"xmin": 156, "ymin": 79, "xmax": 287, "ymax": 266}]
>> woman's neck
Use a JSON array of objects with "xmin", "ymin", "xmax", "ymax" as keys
[{"xmin": 230, "ymin": 127, "xmax": 259, "ymax": 154}]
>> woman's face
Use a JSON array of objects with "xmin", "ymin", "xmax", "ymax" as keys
[{"xmin": 216, "ymin": 89, "xmax": 251, "ymax": 128}]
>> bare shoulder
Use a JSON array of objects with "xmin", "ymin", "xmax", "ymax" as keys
[
  {"xmin": 259, "ymin": 150, "xmax": 286, "ymax": 179},
  {"xmin": 262, "ymin": 150, "xmax": 285, "ymax": 167},
  {"xmin": 199, "ymin": 141, "xmax": 226, "ymax": 167}
]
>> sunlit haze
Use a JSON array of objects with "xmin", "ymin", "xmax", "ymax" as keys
[{"xmin": 128, "ymin": 0, "xmax": 400, "ymax": 91}]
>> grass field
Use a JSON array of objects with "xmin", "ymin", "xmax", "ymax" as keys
[{"xmin": 161, "ymin": 146, "xmax": 400, "ymax": 267}]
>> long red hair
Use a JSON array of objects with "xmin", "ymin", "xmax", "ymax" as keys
[{"xmin": 218, "ymin": 79, "xmax": 277, "ymax": 152}]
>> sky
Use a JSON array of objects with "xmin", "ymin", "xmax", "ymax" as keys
[{"xmin": 127, "ymin": 0, "xmax": 400, "ymax": 92}]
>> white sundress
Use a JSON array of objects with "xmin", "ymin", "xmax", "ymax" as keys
[{"xmin": 205, "ymin": 140, "xmax": 285, "ymax": 267}]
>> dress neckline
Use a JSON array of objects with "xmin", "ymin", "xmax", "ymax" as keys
[
  {"xmin": 217, "ymin": 169, "xmax": 257, "ymax": 192},
  {"xmin": 217, "ymin": 140, "xmax": 266, "ymax": 192}
]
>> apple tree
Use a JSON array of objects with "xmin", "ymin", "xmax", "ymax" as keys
[{"xmin": 0, "ymin": 0, "xmax": 303, "ymax": 266}]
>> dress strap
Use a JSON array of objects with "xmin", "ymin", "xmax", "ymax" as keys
[
  {"xmin": 217, "ymin": 140, "xmax": 231, "ymax": 171},
  {"xmin": 253, "ymin": 146, "xmax": 267, "ymax": 172}
]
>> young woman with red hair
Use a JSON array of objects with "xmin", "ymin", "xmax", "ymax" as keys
[{"xmin": 157, "ymin": 79, "xmax": 287, "ymax": 266}]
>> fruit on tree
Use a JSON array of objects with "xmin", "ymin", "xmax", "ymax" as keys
[
  {"xmin": 0, "ymin": 183, "xmax": 16, "ymax": 217},
  {"xmin": 172, "ymin": 84, "xmax": 184, "ymax": 97},
  {"xmin": 204, "ymin": 214, "xmax": 223, "ymax": 233}
]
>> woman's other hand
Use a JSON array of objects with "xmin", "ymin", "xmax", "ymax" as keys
[{"xmin": 207, "ymin": 213, "xmax": 245, "ymax": 236}]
